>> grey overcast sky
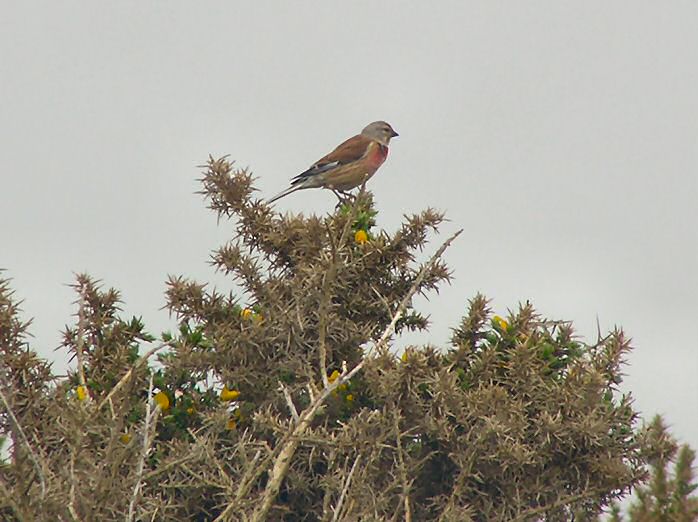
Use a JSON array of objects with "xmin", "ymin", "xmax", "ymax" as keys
[{"xmin": 2, "ymin": 2, "xmax": 696, "ymax": 451}]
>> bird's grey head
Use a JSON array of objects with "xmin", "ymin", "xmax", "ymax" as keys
[{"xmin": 361, "ymin": 121, "xmax": 399, "ymax": 146}]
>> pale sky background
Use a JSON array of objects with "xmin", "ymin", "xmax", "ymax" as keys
[{"xmin": 2, "ymin": 1, "xmax": 697, "ymax": 464}]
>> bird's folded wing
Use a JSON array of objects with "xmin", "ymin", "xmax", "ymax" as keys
[{"xmin": 292, "ymin": 134, "xmax": 372, "ymax": 182}]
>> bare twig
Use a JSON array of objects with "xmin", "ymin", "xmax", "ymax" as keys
[
  {"xmin": 306, "ymin": 382, "xmax": 316, "ymax": 403},
  {"xmin": 74, "ymin": 285, "xmax": 88, "ymax": 398},
  {"xmin": 68, "ymin": 452, "xmax": 81, "ymax": 521},
  {"xmin": 331, "ymin": 455, "xmax": 361, "ymax": 522},
  {"xmin": 127, "ymin": 374, "xmax": 160, "ymax": 522},
  {"xmin": 278, "ymin": 381, "xmax": 299, "ymax": 422}
]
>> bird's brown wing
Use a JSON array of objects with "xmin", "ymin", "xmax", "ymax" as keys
[
  {"xmin": 319, "ymin": 135, "xmax": 373, "ymax": 165},
  {"xmin": 292, "ymin": 134, "xmax": 372, "ymax": 183}
]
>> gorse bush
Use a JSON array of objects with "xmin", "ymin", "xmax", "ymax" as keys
[
  {"xmin": 0, "ymin": 157, "xmax": 695, "ymax": 521},
  {"xmin": 608, "ymin": 417, "xmax": 698, "ymax": 521}
]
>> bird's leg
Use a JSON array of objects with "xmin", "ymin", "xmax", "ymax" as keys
[
  {"xmin": 332, "ymin": 190, "xmax": 344, "ymax": 210},
  {"xmin": 332, "ymin": 190, "xmax": 355, "ymax": 209}
]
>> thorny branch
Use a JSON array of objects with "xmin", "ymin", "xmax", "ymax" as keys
[
  {"xmin": 246, "ymin": 228, "xmax": 462, "ymax": 522},
  {"xmin": 74, "ymin": 285, "xmax": 89, "ymax": 399}
]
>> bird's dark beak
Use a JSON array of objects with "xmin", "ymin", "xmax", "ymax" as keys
[{"xmin": 391, "ymin": 129, "xmax": 399, "ymax": 138}]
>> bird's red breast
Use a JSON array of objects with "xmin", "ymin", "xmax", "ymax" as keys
[{"xmin": 365, "ymin": 142, "xmax": 389, "ymax": 170}]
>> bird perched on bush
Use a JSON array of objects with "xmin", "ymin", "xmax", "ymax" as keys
[{"xmin": 268, "ymin": 121, "xmax": 398, "ymax": 203}]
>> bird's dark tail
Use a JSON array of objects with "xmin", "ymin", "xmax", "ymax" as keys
[{"xmin": 267, "ymin": 184, "xmax": 303, "ymax": 204}]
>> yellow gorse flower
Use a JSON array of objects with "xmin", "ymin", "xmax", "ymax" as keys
[
  {"xmin": 354, "ymin": 229, "xmax": 368, "ymax": 244},
  {"xmin": 345, "ymin": 394, "xmax": 354, "ymax": 402},
  {"xmin": 328, "ymin": 370, "xmax": 340, "ymax": 383},
  {"xmin": 220, "ymin": 386, "xmax": 240, "ymax": 402},
  {"xmin": 154, "ymin": 391, "xmax": 170, "ymax": 410},
  {"xmin": 120, "ymin": 433, "xmax": 131, "ymax": 444},
  {"xmin": 242, "ymin": 307, "xmax": 263, "ymax": 323},
  {"xmin": 226, "ymin": 419, "xmax": 237, "ymax": 430},
  {"xmin": 76, "ymin": 385, "xmax": 87, "ymax": 401},
  {"xmin": 493, "ymin": 315, "xmax": 509, "ymax": 331}
]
